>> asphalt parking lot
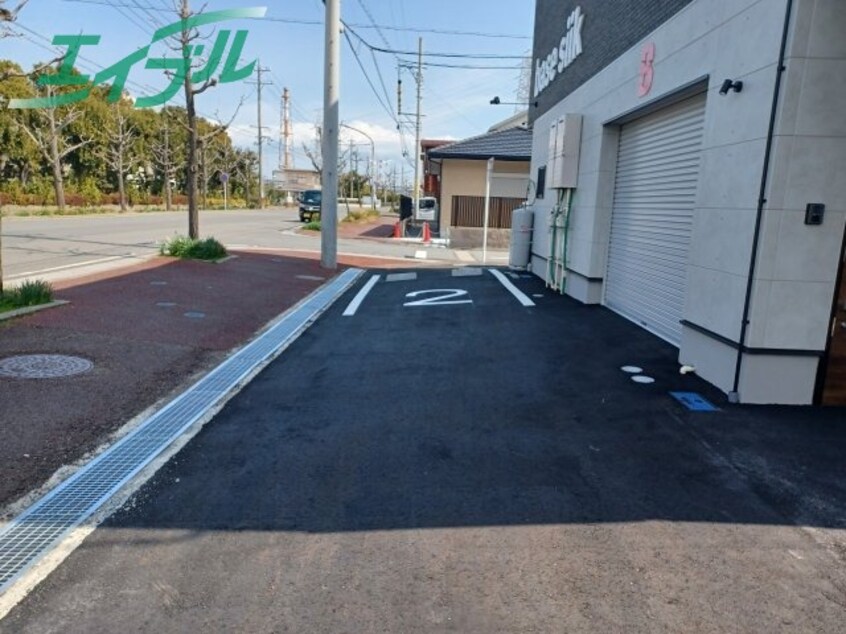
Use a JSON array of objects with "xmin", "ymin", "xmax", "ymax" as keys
[{"xmin": 2, "ymin": 268, "xmax": 845, "ymax": 633}]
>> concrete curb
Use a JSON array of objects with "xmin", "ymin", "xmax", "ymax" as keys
[{"xmin": 0, "ymin": 301, "xmax": 70, "ymax": 323}]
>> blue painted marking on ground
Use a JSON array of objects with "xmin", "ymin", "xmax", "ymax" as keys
[{"xmin": 670, "ymin": 392, "xmax": 720, "ymax": 412}]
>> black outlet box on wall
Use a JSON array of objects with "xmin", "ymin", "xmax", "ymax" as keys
[{"xmin": 805, "ymin": 203, "xmax": 825, "ymax": 226}]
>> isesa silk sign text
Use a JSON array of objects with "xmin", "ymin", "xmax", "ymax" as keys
[{"xmin": 533, "ymin": 6, "xmax": 585, "ymax": 99}]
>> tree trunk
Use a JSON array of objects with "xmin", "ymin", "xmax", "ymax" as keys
[
  {"xmin": 48, "ymin": 116, "xmax": 65, "ymax": 211},
  {"xmin": 0, "ymin": 200, "xmax": 4, "ymax": 295},
  {"xmin": 164, "ymin": 173, "xmax": 172, "ymax": 212},
  {"xmin": 117, "ymin": 156, "xmax": 127, "ymax": 212},
  {"xmin": 185, "ymin": 88, "xmax": 199, "ymax": 239},
  {"xmin": 51, "ymin": 158, "xmax": 65, "ymax": 212}
]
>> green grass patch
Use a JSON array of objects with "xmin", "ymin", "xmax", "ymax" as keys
[
  {"xmin": 303, "ymin": 221, "xmax": 322, "ymax": 232},
  {"xmin": 160, "ymin": 236, "xmax": 228, "ymax": 261},
  {"xmin": 0, "ymin": 280, "xmax": 54, "ymax": 313}
]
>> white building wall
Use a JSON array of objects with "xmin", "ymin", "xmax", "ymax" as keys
[{"xmin": 529, "ymin": 0, "xmax": 846, "ymax": 404}]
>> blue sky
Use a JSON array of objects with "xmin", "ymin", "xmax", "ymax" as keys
[{"xmin": 4, "ymin": 0, "xmax": 535, "ymax": 183}]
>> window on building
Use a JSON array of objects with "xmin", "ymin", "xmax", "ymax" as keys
[{"xmin": 536, "ymin": 166, "xmax": 547, "ymax": 199}]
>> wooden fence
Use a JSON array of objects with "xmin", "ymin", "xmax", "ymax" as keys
[{"xmin": 452, "ymin": 196, "xmax": 525, "ymax": 229}]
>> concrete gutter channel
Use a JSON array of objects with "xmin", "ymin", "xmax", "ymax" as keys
[{"xmin": 0, "ymin": 268, "xmax": 363, "ymax": 618}]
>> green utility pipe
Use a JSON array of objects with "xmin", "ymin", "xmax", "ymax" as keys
[{"xmin": 560, "ymin": 188, "xmax": 574, "ymax": 295}]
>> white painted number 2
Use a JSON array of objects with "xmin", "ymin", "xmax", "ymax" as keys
[{"xmin": 404, "ymin": 289, "xmax": 473, "ymax": 307}]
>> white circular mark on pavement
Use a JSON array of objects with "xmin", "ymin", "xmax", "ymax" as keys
[
  {"xmin": 621, "ymin": 366, "xmax": 643, "ymax": 374},
  {"xmin": 150, "ymin": 281, "xmax": 168, "ymax": 286},
  {"xmin": 533, "ymin": 294, "xmax": 544, "ymax": 299},
  {"xmin": 184, "ymin": 311, "xmax": 206, "ymax": 319},
  {"xmin": 157, "ymin": 302, "xmax": 177, "ymax": 308},
  {"xmin": 632, "ymin": 375, "xmax": 656, "ymax": 384},
  {"xmin": 0, "ymin": 354, "xmax": 93, "ymax": 379}
]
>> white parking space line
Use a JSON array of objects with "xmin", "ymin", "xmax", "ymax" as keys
[
  {"xmin": 488, "ymin": 269, "xmax": 536, "ymax": 307},
  {"xmin": 452, "ymin": 268, "xmax": 482, "ymax": 277},
  {"xmin": 343, "ymin": 275, "xmax": 381, "ymax": 317},
  {"xmin": 386, "ymin": 273, "xmax": 418, "ymax": 282}
]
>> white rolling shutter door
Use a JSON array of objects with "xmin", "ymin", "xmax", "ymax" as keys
[{"xmin": 605, "ymin": 94, "xmax": 706, "ymax": 346}]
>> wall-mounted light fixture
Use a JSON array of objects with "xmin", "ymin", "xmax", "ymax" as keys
[{"xmin": 719, "ymin": 79, "xmax": 744, "ymax": 95}]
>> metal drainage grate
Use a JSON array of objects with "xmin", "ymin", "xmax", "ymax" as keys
[
  {"xmin": 0, "ymin": 355, "xmax": 93, "ymax": 379},
  {"xmin": 0, "ymin": 268, "xmax": 362, "ymax": 593}
]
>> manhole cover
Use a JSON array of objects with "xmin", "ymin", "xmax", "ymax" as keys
[
  {"xmin": 184, "ymin": 311, "xmax": 206, "ymax": 319},
  {"xmin": 0, "ymin": 355, "xmax": 93, "ymax": 379},
  {"xmin": 150, "ymin": 281, "xmax": 168, "ymax": 286}
]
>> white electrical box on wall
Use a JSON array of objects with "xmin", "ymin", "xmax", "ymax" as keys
[
  {"xmin": 548, "ymin": 121, "xmax": 560, "ymax": 189},
  {"xmin": 548, "ymin": 114, "xmax": 583, "ymax": 189}
]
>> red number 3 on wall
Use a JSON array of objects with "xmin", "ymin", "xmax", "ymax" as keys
[{"xmin": 638, "ymin": 42, "xmax": 656, "ymax": 97}]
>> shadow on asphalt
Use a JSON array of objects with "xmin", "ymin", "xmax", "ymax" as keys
[{"xmin": 99, "ymin": 270, "xmax": 846, "ymax": 535}]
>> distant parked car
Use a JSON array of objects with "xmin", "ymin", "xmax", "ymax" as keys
[{"xmin": 298, "ymin": 189, "xmax": 322, "ymax": 222}]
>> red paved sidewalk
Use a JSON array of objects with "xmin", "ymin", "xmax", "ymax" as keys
[{"xmin": 0, "ymin": 251, "xmax": 401, "ymax": 511}]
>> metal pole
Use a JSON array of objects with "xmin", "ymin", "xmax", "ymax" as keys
[
  {"xmin": 321, "ymin": 0, "xmax": 340, "ymax": 269},
  {"xmin": 483, "ymin": 157, "xmax": 494, "ymax": 265},
  {"xmin": 413, "ymin": 36, "xmax": 422, "ymax": 223},
  {"xmin": 224, "ymin": 180, "xmax": 228, "ymax": 211},
  {"xmin": 348, "ymin": 139, "xmax": 353, "ymax": 200}
]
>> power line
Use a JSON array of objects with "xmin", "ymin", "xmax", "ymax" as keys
[
  {"xmin": 400, "ymin": 60, "xmax": 523, "ymax": 70},
  {"xmin": 59, "ymin": 1, "xmax": 532, "ymax": 40},
  {"xmin": 344, "ymin": 25, "xmax": 526, "ymax": 60}
]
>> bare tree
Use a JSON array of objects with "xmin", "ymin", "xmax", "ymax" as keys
[
  {"xmin": 302, "ymin": 125, "xmax": 323, "ymax": 181},
  {"xmin": 171, "ymin": 0, "xmax": 222, "ymax": 239},
  {"xmin": 18, "ymin": 86, "xmax": 91, "ymax": 211},
  {"xmin": 151, "ymin": 125, "xmax": 175, "ymax": 211},
  {"xmin": 0, "ymin": 0, "xmax": 29, "ymax": 21},
  {"xmin": 232, "ymin": 149, "xmax": 256, "ymax": 204},
  {"xmin": 96, "ymin": 107, "xmax": 138, "ymax": 212},
  {"xmin": 302, "ymin": 124, "xmax": 350, "ymax": 186}
]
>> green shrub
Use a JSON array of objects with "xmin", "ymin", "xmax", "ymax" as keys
[
  {"xmin": 303, "ymin": 221, "xmax": 322, "ymax": 232},
  {"xmin": 160, "ymin": 235, "xmax": 228, "ymax": 261},
  {"xmin": 0, "ymin": 280, "xmax": 53, "ymax": 312}
]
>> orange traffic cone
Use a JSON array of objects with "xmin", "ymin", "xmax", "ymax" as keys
[
  {"xmin": 422, "ymin": 222, "xmax": 432, "ymax": 244},
  {"xmin": 393, "ymin": 221, "xmax": 401, "ymax": 238}
]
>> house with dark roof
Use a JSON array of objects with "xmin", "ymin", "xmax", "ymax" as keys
[{"xmin": 425, "ymin": 123, "xmax": 532, "ymax": 245}]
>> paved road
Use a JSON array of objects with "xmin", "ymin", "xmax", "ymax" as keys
[
  {"xmin": 2, "ymin": 270, "xmax": 845, "ymax": 632},
  {"xmin": 1, "ymin": 209, "xmax": 482, "ymax": 281}
]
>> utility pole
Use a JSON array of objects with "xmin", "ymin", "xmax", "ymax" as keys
[
  {"xmin": 282, "ymin": 87, "xmax": 293, "ymax": 170},
  {"xmin": 322, "ymin": 0, "xmax": 340, "ymax": 269},
  {"xmin": 249, "ymin": 61, "xmax": 272, "ymax": 209},
  {"xmin": 348, "ymin": 138, "xmax": 354, "ymax": 199},
  {"xmin": 163, "ymin": 126, "xmax": 172, "ymax": 211},
  {"xmin": 413, "ymin": 37, "xmax": 423, "ymax": 221}
]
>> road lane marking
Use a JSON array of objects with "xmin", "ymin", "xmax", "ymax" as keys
[
  {"xmin": 386, "ymin": 272, "xmax": 417, "ymax": 282},
  {"xmin": 5, "ymin": 255, "xmax": 135, "ymax": 281},
  {"xmin": 488, "ymin": 269, "xmax": 536, "ymax": 307},
  {"xmin": 404, "ymin": 289, "xmax": 473, "ymax": 307},
  {"xmin": 343, "ymin": 274, "xmax": 381, "ymax": 316}
]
